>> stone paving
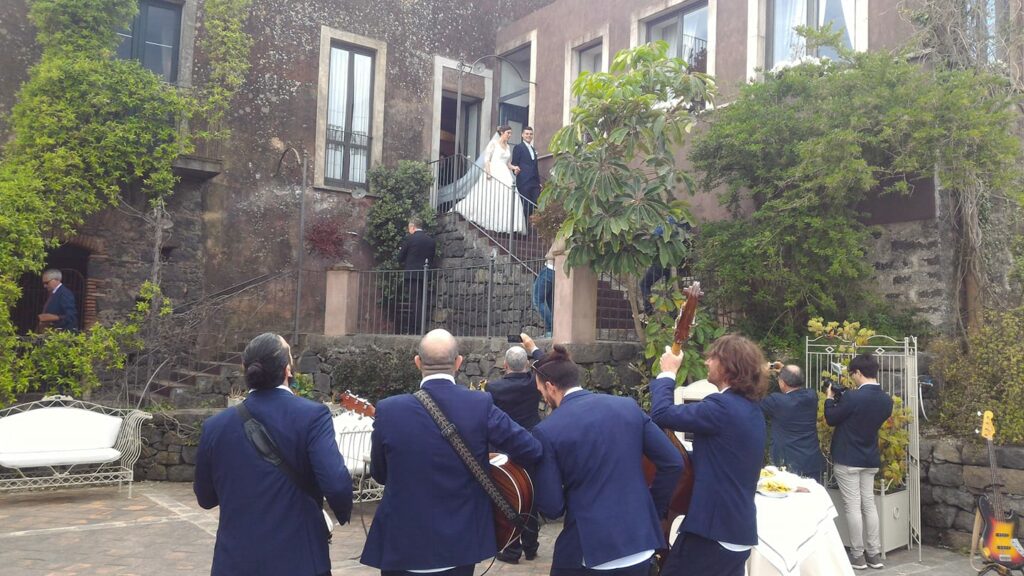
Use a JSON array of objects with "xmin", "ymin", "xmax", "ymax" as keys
[{"xmin": 0, "ymin": 482, "xmax": 977, "ymax": 576}]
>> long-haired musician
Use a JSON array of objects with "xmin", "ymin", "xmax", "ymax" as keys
[
  {"xmin": 649, "ymin": 334, "xmax": 768, "ymax": 576},
  {"xmin": 531, "ymin": 345, "xmax": 683, "ymax": 576}
]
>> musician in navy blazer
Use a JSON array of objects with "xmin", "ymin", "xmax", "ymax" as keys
[
  {"xmin": 760, "ymin": 364, "xmax": 823, "ymax": 480},
  {"xmin": 824, "ymin": 353, "xmax": 893, "ymax": 568},
  {"xmin": 649, "ymin": 335, "xmax": 768, "ymax": 576},
  {"xmin": 194, "ymin": 333, "xmax": 353, "ymax": 576},
  {"xmin": 531, "ymin": 345, "xmax": 683, "ymax": 576},
  {"xmin": 360, "ymin": 329, "xmax": 543, "ymax": 576}
]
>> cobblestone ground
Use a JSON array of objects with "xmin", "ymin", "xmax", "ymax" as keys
[{"xmin": 0, "ymin": 482, "xmax": 973, "ymax": 576}]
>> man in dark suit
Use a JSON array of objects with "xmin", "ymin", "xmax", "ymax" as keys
[
  {"xmin": 825, "ymin": 353, "xmax": 893, "ymax": 571},
  {"xmin": 760, "ymin": 364, "xmax": 823, "ymax": 480},
  {"xmin": 532, "ymin": 345, "xmax": 683, "ymax": 576},
  {"xmin": 38, "ymin": 269, "xmax": 78, "ymax": 331},
  {"xmin": 487, "ymin": 335, "xmax": 544, "ymax": 564},
  {"xmin": 396, "ymin": 217, "xmax": 436, "ymax": 335},
  {"xmin": 510, "ymin": 126, "xmax": 541, "ymax": 222},
  {"xmin": 650, "ymin": 334, "xmax": 767, "ymax": 576},
  {"xmin": 360, "ymin": 329, "xmax": 543, "ymax": 576},
  {"xmin": 194, "ymin": 333, "xmax": 353, "ymax": 576}
]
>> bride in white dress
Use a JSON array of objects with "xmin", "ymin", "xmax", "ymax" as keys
[{"xmin": 451, "ymin": 125, "xmax": 527, "ymax": 234}]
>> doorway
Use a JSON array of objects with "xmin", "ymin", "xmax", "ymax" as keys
[{"xmin": 12, "ymin": 243, "xmax": 89, "ymax": 334}]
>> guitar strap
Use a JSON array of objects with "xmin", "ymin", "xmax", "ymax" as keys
[
  {"xmin": 413, "ymin": 389, "xmax": 525, "ymax": 531},
  {"xmin": 235, "ymin": 401, "xmax": 331, "ymax": 539}
]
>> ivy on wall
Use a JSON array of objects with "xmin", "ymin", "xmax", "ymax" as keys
[{"xmin": 0, "ymin": 0, "xmax": 254, "ymax": 404}]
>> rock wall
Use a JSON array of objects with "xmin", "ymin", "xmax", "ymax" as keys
[{"xmin": 919, "ymin": 435, "xmax": 1024, "ymax": 549}]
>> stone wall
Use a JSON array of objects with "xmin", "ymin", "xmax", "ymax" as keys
[
  {"xmin": 301, "ymin": 334, "xmax": 643, "ymax": 398},
  {"xmin": 919, "ymin": 435, "xmax": 1024, "ymax": 549},
  {"xmin": 433, "ymin": 215, "xmax": 547, "ymax": 337},
  {"xmin": 136, "ymin": 409, "xmax": 216, "ymax": 483}
]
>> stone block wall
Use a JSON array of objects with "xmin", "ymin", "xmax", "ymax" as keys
[
  {"xmin": 919, "ymin": 435, "xmax": 1024, "ymax": 549},
  {"xmin": 302, "ymin": 334, "xmax": 644, "ymax": 397},
  {"xmin": 136, "ymin": 409, "xmax": 217, "ymax": 483}
]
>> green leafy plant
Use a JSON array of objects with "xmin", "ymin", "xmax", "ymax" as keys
[
  {"xmin": 640, "ymin": 280, "xmax": 723, "ymax": 385},
  {"xmin": 329, "ymin": 347, "xmax": 422, "ymax": 403},
  {"xmin": 690, "ymin": 39, "xmax": 1021, "ymax": 341},
  {"xmin": 544, "ymin": 42, "xmax": 712, "ymax": 341},
  {"xmin": 932, "ymin": 308, "xmax": 1024, "ymax": 444},
  {"xmin": 365, "ymin": 161, "xmax": 436, "ymax": 271},
  {"xmin": 291, "ymin": 373, "xmax": 317, "ymax": 401}
]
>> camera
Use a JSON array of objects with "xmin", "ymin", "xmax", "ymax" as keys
[
  {"xmin": 829, "ymin": 381, "xmax": 847, "ymax": 400},
  {"xmin": 828, "ymin": 362, "xmax": 847, "ymax": 400}
]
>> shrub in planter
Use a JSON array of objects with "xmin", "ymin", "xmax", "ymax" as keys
[{"xmin": 330, "ymin": 347, "xmax": 422, "ymax": 404}]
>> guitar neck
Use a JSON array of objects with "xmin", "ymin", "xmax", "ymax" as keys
[{"xmin": 989, "ymin": 439, "xmax": 1004, "ymax": 518}]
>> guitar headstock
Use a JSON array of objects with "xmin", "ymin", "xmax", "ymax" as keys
[
  {"xmin": 338, "ymin": 391, "xmax": 376, "ymax": 418},
  {"xmin": 671, "ymin": 281, "xmax": 703, "ymax": 354},
  {"xmin": 980, "ymin": 410, "xmax": 996, "ymax": 442}
]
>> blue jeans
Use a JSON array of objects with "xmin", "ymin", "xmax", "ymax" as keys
[{"xmin": 533, "ymin": 266, "xmax": 554, "ymax": 332}]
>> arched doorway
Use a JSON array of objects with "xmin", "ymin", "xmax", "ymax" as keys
[{"xmin": 11, "ymin": 244, "xmax": 90, "ymax": 334}]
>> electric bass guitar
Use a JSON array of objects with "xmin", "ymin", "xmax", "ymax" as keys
[
  {"xmin": 338, "ymin": 391, "xmax": 534, "ymax": 553},
  {"xmin": 974, "ymin": 410, "xmax": 1024, "ymax": 573}
]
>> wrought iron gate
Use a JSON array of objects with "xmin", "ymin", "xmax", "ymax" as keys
[{"xmin": 806, "ymin": 334, "xmax": 922, "ymax": 558}]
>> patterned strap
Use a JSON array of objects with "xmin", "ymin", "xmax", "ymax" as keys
[{"xmin": 413, "ymin": 389, "xmax": 523, "ymax": 529}]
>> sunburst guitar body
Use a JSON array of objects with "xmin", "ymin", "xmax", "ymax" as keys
[{"xmin": 976, "ymin": 410, "xmax": 1024, "ymax": 572}]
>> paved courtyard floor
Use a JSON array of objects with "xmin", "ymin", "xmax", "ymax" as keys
[{"xmin": 0, "ymin": 482, "xmax": 975, "ymax": 576}]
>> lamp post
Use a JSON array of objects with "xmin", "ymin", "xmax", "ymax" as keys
[
  {"xmin": 453, "ymin": 54, "xmax": 535, "ymax": 161},
  {"xmin": 275, "ymin": 147, "xmax": 309, "ymax": 346}
]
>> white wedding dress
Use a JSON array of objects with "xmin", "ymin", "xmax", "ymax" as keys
[{"xmin": 451, "ymin": 139, "xmax": 527, "ymax": 234}]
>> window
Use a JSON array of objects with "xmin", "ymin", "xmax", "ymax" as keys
[
  {"xmin": 577, "ymin": 42, "xmax": 603, "ymax": 77},
  {"xmin": 325, "ymin": 43, "xmax": 374, "ymax": 188},
  {"xmin": 645, "ymin": 4, "xmax": 709, "ymax": 73},
  {"xmin": 768, "ymin": 0, "xmax": 858, "ymax": 69},
  {"xmin": 116, "ymin": 0, "xmax": 182, "ymax": 83}
]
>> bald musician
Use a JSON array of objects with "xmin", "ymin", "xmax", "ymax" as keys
[{"xmin": 360, "ymin": 329, "xmax": 542, "ymax": 576}]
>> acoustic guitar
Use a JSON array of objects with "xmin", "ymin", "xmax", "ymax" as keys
[
  {"xmin": 973, "ymin": 410, "xmax": 1024, "ymax": 573},
  {"xmin": 643, "ymin": 282, "xmax": 700, "ymax": 567},
  {"xmin": 338, "ymin": 391, "xmax": 535, "ymax": 553}
]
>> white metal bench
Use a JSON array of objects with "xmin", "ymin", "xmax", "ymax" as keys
[{"xmin": 0, "ymin": 395, "xmax": 152, "ymax": 497}]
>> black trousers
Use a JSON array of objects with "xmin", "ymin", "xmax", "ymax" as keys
[
  {"xmin": 550, "ymin": 559, "xmax": 651, "ymax": 576},
  {"xmin": 502, "ymin": 512, "xmax": 540, "ymax": 559},
  {"xmin": 661, "ymin": 532, "xmax": 749, "ymax": 576},
  {"xmin": 382, "ymin": 565, "xmax": 473, "ymax": 576}
]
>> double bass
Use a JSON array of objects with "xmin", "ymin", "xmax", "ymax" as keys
[{"xmin": 643, "ymin": 281, "xmax": 701, "ymax": 568}]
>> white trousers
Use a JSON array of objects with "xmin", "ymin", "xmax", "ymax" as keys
[{"xmin": 834, "ymin": 464, "xmax": 881, "ymax": 556}]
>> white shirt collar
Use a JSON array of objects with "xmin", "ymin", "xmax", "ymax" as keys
[
  {"xmin": 563, "ymin": 386, "xmax": 583, "ymax": 397},
  {"xmin": 420, "ymin": 374, "xmax": 456, "ymax": 387}
]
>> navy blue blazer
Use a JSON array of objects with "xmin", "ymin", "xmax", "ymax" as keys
[
  {"xmin": 360, "ymin": 377, "xmax": 543, "ymax": 571},
  {"xmin": 193, "ymin": 388, "xmax": 354, "ymax": 576},
  {"xmin": 532, "ymin": 390, "xmax": 683, "ymax": 568},
  {"xmin": 43, "ymin": 284, "xmax": 78, "ymax": 331},
  {"xmin": 824, "ymin": 383, "xmax": 893, "ymax": 468},
  {"xmin": 487, "ymin": 371, "xmax": 542, "ymax": 430},
  {"xmin": 511, "ymin": 142, "xmax": 540, "ymax": 191},
  {"xmin": 649, "ymin": 377, "xmax": 766, "ymax": 546},
  {"xmin": 397, "ymin": 230, "xmax": 436, "ymax": 278},
  {"xmin": 761, "ymin": 388, "xmax": 824, "ymax": 479}
]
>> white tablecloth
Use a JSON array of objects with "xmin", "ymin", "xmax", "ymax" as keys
[
  {"xmin": 669, "ymin": 477, "xmax": 854, "ymax": 576},
  {"xmin": 747, "ymin": 478, "xmax": 855, "ymax": 576}
]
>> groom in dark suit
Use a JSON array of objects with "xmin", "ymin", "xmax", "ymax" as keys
[{"xmin": 510, "ymin": 126, "xmax": 541, "ymax": 223}]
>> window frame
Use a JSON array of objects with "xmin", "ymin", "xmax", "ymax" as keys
[
  {"xmin": 323, "ymin": 42, "xmax": 375, "ymax": 189},
  {"xmin": 643, "ymin": 1, "xmax": 709, "ymax": 72},
  {"xmin": 116, "ymin": 0, "xmax": 183, "ymax": 83},
  {"xmin": 765, "ymin": 0, "xmax": 861, "ymax": 69}
]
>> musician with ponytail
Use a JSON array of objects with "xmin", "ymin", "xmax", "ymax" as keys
[
  {"xmin": 531, "ymin": 345, "xmax": 683, "ymax": 576},
  {"xmin": 193, "ymin": 333, "xmax": 353, "ymax": 576}
]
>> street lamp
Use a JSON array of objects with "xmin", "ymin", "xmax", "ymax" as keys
[
  {"xmin": 274, "ymin": 146, "xmax": 309, "ymax": 346},
  {"xmin": 453, "ymin": 54, "xmax": 535, "ymax": 161}
]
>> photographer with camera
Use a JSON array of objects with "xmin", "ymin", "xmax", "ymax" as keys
[
  {"xmin": 760, "ymin": 364, "xmax": 823, "ymax": 481},
  {"xmin": 824, "ymin": 353, "xmax": 893, "ymax": 571}
]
